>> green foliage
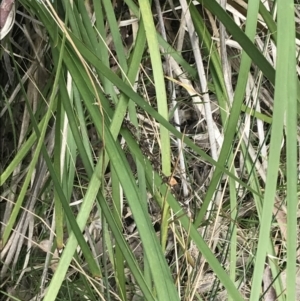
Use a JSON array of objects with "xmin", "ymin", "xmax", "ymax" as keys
[{"xmin": 0, "ymin": 1, "xmax": 299, "ymax": 301}]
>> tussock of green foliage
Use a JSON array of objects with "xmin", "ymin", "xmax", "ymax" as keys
[{"xmin": 0, "ymin": 1, "xmax": 299, "ymax": 301}]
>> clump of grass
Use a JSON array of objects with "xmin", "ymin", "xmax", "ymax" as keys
[{"xmin": 0, "ymin": 1, "xmax": 299, "ymax": 301}]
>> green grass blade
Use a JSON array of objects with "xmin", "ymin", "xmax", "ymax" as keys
[
  {"xmin": 43, "ymin": 159, "xmax": 104, "ymax": 301},
  {"xmin": 138, "ymin": 0, "xmax": 171, "ymax": 176},
  {"xmin": 249, "ymin": 0, "xmax": 295, "ymax": 299},
  {"xmin": 278, "ymin": 1, "xmax": 297, "ymax": 300},
  {"xmin": 197, "ymin": 0, "xmax": 275, "ymax": 84},
  {"xmin": 0, "ymin": 115, "xmax": 46, "ymax": 185},
  {"xmin": 111, "ymin": 165, "xmax": 127, "ymax": 301}
]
